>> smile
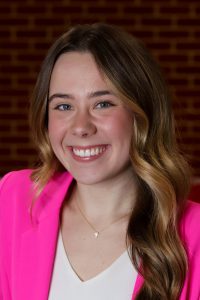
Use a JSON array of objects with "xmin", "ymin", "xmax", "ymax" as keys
[{"xmin": 72, "ymin": 145, "xmax": 107, "ymax": 158}]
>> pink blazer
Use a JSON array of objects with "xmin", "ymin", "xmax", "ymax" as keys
[{"xmin": 0, "ymin": 170, "xmax": 200, "ymax": 300}]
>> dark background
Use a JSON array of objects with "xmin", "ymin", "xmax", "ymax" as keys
[{"xmin": 0, "ymin": 0, "xmax": 200, "ymax": 178}]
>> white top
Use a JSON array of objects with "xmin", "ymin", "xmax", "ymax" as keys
[{"xmin": 48, "ymin": 231, "xmax": 137, "ymax": 300}]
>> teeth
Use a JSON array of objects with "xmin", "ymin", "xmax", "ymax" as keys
[{"xmin": 73, "ymin": 146, "xmax": 106, "ymax": 157}]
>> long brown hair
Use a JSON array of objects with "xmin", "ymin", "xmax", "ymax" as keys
[{"xmin": 30, "ymin": 23, "xmax": 190, "ymax": 299}]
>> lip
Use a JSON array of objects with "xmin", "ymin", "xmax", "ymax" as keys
[{"xmin": 68, "ymin": 144, "xmax": 109, "ymax": 162}]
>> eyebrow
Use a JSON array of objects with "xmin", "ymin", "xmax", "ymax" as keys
[{"xmin": 48, "ymin": 90, "xmax": 115, "ymax": 103}]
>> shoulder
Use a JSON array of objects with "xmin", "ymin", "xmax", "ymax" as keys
[
  {"xmin": 0, "ymin": 169, "xmax": 33, "ymax": 200},
  {"xmin": 0, "ymin": 169, "xmax": 73, "ymax": 228},
  {"xmin": 0, "ymin": 169, "xmax": 34, "ymax": 223},
  {"xmin": 180, "ymin": 200, "xmax": 200, "ymax": 255},
  {"xmin": 180, "ymin": 200, "xmax": 200, "ymax": 231},
  {"xmin": 0, "ymin": 169, "xmax": 73, "ymax": 206},
  {"xmin": 0, "ymin": 169, "xmax": 33, "ymax": 191}
]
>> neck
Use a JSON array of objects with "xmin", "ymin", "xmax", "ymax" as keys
[{"xmin": 72, "ymin": 168, "xmax": 138, "ymax": 222}]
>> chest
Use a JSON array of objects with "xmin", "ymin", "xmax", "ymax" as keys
[
  {"xmin": 61, "ymin": 205, "xmax": 129, "ymax": 281},
  {"xmin": 48, "ymin": 231, "xmax": 138, "ymax": 300}
]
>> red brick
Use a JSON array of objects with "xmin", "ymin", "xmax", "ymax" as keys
[
  {"xmin": 0, "ymin": 89, "xmax": 28, "ymax": 97},
  {"xmin": 0, "ymin": 6, "xmax": 11, "ymax": 14},
  {"xmin": 0, "ymin": 30, "xmax": 11, "ymax": 38},
  {"xmin": 17, "ymin": 54, "xmax": 45, "ymax": 61},
  {"xmin": 64, "ymin": 0, "xmax": 101, "ymax": 2},
  {"xmin": 181, "ymin": 138, "xmax": 200, "ymax": 145},
  {"xmin": 93, "ymin": 0, "xmax": 133, "ymax": 2},
  {"xmin": 88, "ymin": 6, "xmax": 118, "ymax": 14},
  {"xmin": 0, "ymin": 125, "xmax": 11, "ymax": 132},
  {"xmin": 175, "ymin": 90, "xmax": 200, "ymax": 98},
  {"xmin": 0, "ymin": 54, "xmax": 12, "ymax": 60},
  {"xmin": 142, "ymin": 0, "xmax": 170, "ymax": 2},
  {"xmin": 196, "ymin": 7, "xmax": 200, "ymax": 13},
  {"xmin": 176, "ymin": 66, "xmax": 200, "ymax": 74},
  {"xmin": 0, "ymin": 160, "xmax": 28, "ymax": 168},
  {"xmin": 193, "ymin": 55, "xmax": 200, "ymax": 61},
  {"xmin": 34, "ymin": 18, "xmax": 65, "ymax": 26},
  {"xmin": 176, "ymin": 43, "xmax": 200, "ymax": 50},
  {"xmin": 33, "ymin": 42, "xmax": 51, "ymax": 50},
  {"xmin": 70, "ymin": 17, "xmax": 107, "ymax": 24},
  {"xmin": 16, "ymin": 6, "xmax": 46, "ymax": 14},
  {"xmin": 16, "ymin": 148, "xmax": 37, "ymax": 155},
  {"xmin": 0, "ymin": 65, "xmax": 29, "ymax": 73},
  {"xmin": 0, "ymin": 78, "xmax": 12, "ymax": 86},
  {"xmin": 146, "ymin": 42, "xmax": 170, "ymax": 50},
  {"xmin": 1, "ymin": 136, "xmax": 30, "ymax": 143},
  {"xmin": 16, "ymin": 125, "xmax": 29, "ymax": 132},
  {"xmin": 0, "ymin": 113, "xmax": 28, "ymax": 120},
  {"xmin": 104, "ymin": 18, "xmax": 136, "ymax": 26},
  {"xmin": 177, "ymin": 126, "xmax": 189, "ymax": 133},
  {"xmin": 161, "ymin": 67, "xmax": 172, "ymax": 75},
  {"xmin": 159, "ymin": 54, "xmax": 188, "ymax": 62},
  {"xmin": 173, "ymin": 101, "xmax": 189, "ymax": 109},
  {"xmin": 0, "ymin": 42, "xmax": 29, "ymax": 50},
  {"xmin": 194, "ymin": 79, "xmax": 200, "ymax": 85},
  {"xmin": 16, "ymin": 30, "xmax": 47, "ymax": 38},
  {"xmin": 0, "ymin": 18, "xmax": 28, "ymax": 26},
  {"xmin": 191, "ymin": 160, "xmax": 200, "ymax": 167},
  {"xmin": 160, "ymin": 7, "xmax": 189, "ymax": 14},
  {"xmin": 52, "ymin": 6, "xmax": 83, "ymax": 14},
  {"xmin": 168, "ymin": 78, "xmax": 189, "ymax": 86},
  {"xmin": 158, "ymin": 31, "xmax": 189, "ymax": 38},
  {"xmin": 142, "ymin": 18, "xmax": 172, "ymax": 26},
  {"xmin": 191, "ymin": 126, "xmax": 200, "ymax": 132},
  {"xmin": 177, "ymin": 19, "xmax": 200, "ymax": 26},
  {"xmin": 0, "ymin": 149, "xmax": 11, "ymax": 155},
  {"xmin": 177, "ymin": 0, "xmax": 200, "ymax": 2},
  {"xmin": 129, "ymin": 30, "xmax": 154, "ymax": 38},
  {"xmin": 17, "ymin": 78, "xmax": 37, "ymax": 85},
  {"xmin": 193, "ymin": 101, "xmax": 200, "ymax": 108},
  {"xmin": 124, "ymin": 6, "xmax": 154, "ymax": 14},
  {"xmin": 194, "ymin": 32, "xmax": 200, "ymax": 38},
  {"xmin": 177, "ymin": 114, "xmax": 200, "ymax": 121}
]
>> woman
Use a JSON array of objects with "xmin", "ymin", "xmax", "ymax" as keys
[{"xmin": 0, "ymin": 23, "xmax": 200, "ymax": 300}]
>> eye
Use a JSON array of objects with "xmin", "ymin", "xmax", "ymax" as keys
[
  {"xmin": 54, "ymin": 104, "xmax": 72, "ymax": 111},
  {"xmin": 95, "ymin": 101, "xmax": 114, "ymax": 109}
]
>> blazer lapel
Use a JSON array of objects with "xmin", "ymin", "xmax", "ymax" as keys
[{"xmin": 16, "ymin": 172, "xmax": 73, "ymax": 300}]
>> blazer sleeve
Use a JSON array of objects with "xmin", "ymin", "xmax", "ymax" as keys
[
  {"xmin": 180, "ymin": 200, "xmax": 200, "ymax": 300},
  {"xmin": 0, "ymin": 173, "xmax": 16, "ymax": 300}
]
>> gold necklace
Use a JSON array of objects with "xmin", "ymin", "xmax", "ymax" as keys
[{"xmin": 76, "ymin": 199, "xmax": 130, "ymax": 239}]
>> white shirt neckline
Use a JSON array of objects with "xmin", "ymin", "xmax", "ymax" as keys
[
  {"xmin": 48, "ymin": 230, "xmax": 138, "ymax": 300},
  {"xmin": 59, "ymin": 231, "xmax": 130, "ymax": 284}
]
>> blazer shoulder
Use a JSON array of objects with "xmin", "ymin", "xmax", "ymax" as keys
[
  {"xmin": 0, "ymin": 169, "xmax": 34, "ymax": 212},
  {"xmin": 180, "ymin": 200, "xmax": 200, "ymax": 255},
  {"xmin": 0, "ymin": 169, "xmax": 33, "ymax": 193},
  {"xmin": 0, "ymin": 169, "xmax": 33, "ymax": 192},
  {"xmin": 0, "ymin": 170, "xmax": 35, "ymax": 244},
  {"xmin": 181, "ymin": 200, "xmax": 200, "ymax": 229}
]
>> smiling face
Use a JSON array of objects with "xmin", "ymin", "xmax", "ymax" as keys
[{"xmin": 48, "ymin": 52, "xmax": 134, "ymax": 185}]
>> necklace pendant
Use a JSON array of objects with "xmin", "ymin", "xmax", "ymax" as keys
[{"xmin": 94, "ymin": 232, "xmax": 99, "ymax": 238}]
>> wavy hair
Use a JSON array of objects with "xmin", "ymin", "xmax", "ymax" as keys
[{"xmin": 29, "ymin": 23, "xmax": 190, "ymax": 299}]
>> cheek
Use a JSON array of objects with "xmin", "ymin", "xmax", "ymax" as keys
[
  {"xmin": 48, "ymin": 115, "xmax": 64, "ymax": 146},
  {"xmin": 104, "ymin": 112, "xmax": 133, "ymax": 141}
]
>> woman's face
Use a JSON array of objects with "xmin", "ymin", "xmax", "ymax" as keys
[{"xmin": 48, "ymin": 51, "xmax": 133, "ymax": 185}]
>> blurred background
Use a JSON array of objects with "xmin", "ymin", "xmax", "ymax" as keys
[{"xmin": 0, "ymin": 0, "xmax": 200, "ymax": 200}]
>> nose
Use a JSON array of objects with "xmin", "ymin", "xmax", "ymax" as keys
[{"xmin": 71, "ymin": 110, "xmax": 97, "ymax": 138}]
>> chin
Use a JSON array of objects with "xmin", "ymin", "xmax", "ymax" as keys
[{"xmin": 73, "ymin": 176, "xmax": 103, "ymax": 186}]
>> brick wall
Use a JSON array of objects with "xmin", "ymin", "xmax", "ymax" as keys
[{"xmin": 0, "ymin": 0, "xmax": 200, "ymax": 177}]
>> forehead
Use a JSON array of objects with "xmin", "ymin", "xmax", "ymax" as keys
[
  {"xmin": 51, "ymin": 51, "xmax": 101, "ymax": 78},
  {"xmin": 49, "ymin": 51, "xmax": 114, "ymax": 93}
]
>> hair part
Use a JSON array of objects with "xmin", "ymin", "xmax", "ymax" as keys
[{"xmin": 29, "ymin": 23, "xmax": 190, "ymax": 299}]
